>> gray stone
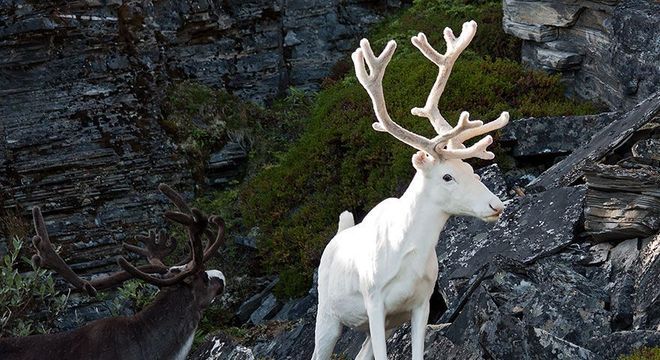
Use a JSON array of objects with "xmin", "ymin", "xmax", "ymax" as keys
[
  {"xmin": 502, "ymin": 0, "xmax": 660, "ymax": 110},
  {"xmin": 187, "ymin": 331, "xmax": 255, "ymax": 360},
  {"xmin": 236, "ymin": 278, "xmax": 279, "ymax": 324},
  {"xmin": 446, "ymin": 186, "xmax": 587, "ymax": 281},
  {"xmin": 632, "ymin": 138, "xmax": 660, "ymax": 165},
  {"xmin": 249, "ymin": 294, "xmax": 282, "ymax": 325},
  {"xmin": 528, "ymin": 327, "xmax": 602, "ymax": 360},
  {"xmin": 502, "ymin": 16, "xmax": 557, "ymax": 42},
  {"xmin": 503, "ymin": 0, "xmax": 583, "ymax": 27},
  {"xmin": 535, "ymin": 48, "xmax": 583, "ymax": 70},
  {"xmin": 634, "ymin": 234, "xmax": 660, "ymax": 330},
  {"xmin": 530, "ymin": 93, "xmax": 660, "ymax": 190},
  {"xmin": 272, "ymin": 295, "xmax": 316, "ymax": 321},
  {"xmin": 585, "ymin": 243, "xmax": 612, "ymax": 265},
  {"xmin": 500, "ymin": 113, "xmax": 614, "ymax": 158},
  {"xmin": 587, "ymin": 331, "xmax": 660, "ymax": 360},
  {"xmin": 388, "ymin": 325, "xmax": 480, "ymax": 360},
  {"xmin": 609, "ymin": 239, "xmax": 640, "ymax": 273}
]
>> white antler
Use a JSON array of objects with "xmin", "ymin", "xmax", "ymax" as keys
[{"xmin": 352, "ymin": 20, "xmax": 509, "ymax": 161}]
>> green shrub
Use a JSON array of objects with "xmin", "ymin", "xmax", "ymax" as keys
[
  {"xmin": 619, "ymin": 347, "xmax": 660, "ymax": 360},
  {"xmin": 0, "ymin": 237, "xmax": 69, "ymax": 337},
  {"xmin": 107, "ymin": 279, "xmax": 158, "ymax": 316},
  {"xmin": 238, "ymin": 0, "xmax": 596, "ymax": 298},
  {"xmin": 161, "ymin": 82, "xmax": 268, "ymax": 180}
]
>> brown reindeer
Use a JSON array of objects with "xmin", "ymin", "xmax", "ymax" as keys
[{"xmin": 0, "ymin": 184, "xmax": 226, "ymax": 360}]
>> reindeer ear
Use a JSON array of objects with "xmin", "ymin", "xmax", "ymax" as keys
[{"xmin": 412, "ymin": 151, "xmax": 433, "ymax": 171}]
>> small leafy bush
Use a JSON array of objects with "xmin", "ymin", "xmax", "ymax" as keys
[
  {"xmin": 0, "ymin": 237, "xmax": 69, "ymax": 337},
  {"xmin": 107, "ymin": 279, "xmax": 158, "ymax": 316}
]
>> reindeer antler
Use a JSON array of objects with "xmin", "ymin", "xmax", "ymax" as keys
[
  {"xmin": 30, "ymin": 184, "xmax": 226, "ymax": 296},
  {"xmin": 352, "ymin": 20, "xmax": 509, "ymax": 160}
]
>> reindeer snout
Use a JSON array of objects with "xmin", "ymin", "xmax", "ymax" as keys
[{"xmin": 489, "ymin": 201, "xmax": 504, "ymax": 215}]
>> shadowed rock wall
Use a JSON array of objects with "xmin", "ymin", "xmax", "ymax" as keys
[
  {"xmin": 502, "ymin": 0, "xmax": 660, "ymax": 110},
  {"xmin": 0, "ymin": 0, "xmax": 398, "ymax": 327}
]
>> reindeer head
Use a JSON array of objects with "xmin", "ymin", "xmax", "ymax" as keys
[
  {"xmin": 30, "ymin": 184, "xmax": 227, "ymax": 307},
  {"xmin": 352, "ymin": 21, "xmax": 507, "ymax": 222}
]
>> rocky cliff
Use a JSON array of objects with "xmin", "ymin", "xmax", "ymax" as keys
[
  {"xmin": 502, "ymin": 0, "xmax": 659, "ymax": 110},
  {"xmin": 191, "ymin": 92, "xmax": 660, "ymax": 360},
  {"xmin": 0, "ymin": 0, "xmax": 398, "ymax": 327}
]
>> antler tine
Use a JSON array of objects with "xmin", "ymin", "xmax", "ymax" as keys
[
  {"xmin": 410, "ymin": 21, "xmax": 478, "ymax": 134},
  {"xmin": 440, "ymin": 112, "xmax": 510, "ymax": 159},
  {"xmin": 117, "ymin": 185, "xmax": 222, "ymax": 287},
  {"xmin": 117, "ymin": 208, "xmax": 206, "ymax": 286},
  {"xmin": 352, "ymin": 38, "xmax": 442, "ymax": 157},
  {"xmin": 203, "ymin": 215, "xmax": 226, "ymax": 262},
  {"xmin": 123, "ymin": 228, "xmax": 176, "ymax": 268},
  {"xmin": 448, "ymin": 111, "xmax": 510, "ymax": 148},
  {"xmin": 158, "ymin": 183, "xmax": 191, "ymax": 215},
  {"xmin": 31, "ymin": 207, "xmax": 98, "ymax": 297}
]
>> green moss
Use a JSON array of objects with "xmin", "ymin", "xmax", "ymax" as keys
[
  {"xmin": 619, "ymin": 347, "xmax": 660, "ymax": 360},
  {"xmin": 161, "ymin": 81, "xmax": 269, "ymax": 180},
  {"xmin": 238, "ymin": 0, "xmax": 597, "ymax": 298}
]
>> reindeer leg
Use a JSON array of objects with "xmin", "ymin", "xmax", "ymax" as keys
[
  {"xmin": 366, "ymin": 298, "xmax": 388, "ymax": 360},
  {"xmin": 356, "ymin": 329, "xmax": 393, "ymax": 360},
  {"xmin": 312, "ymin": 309, "xmax": 342, "ymax": 360},
  {"xmin": 411, "ymin": 302, "xmax": 430, "ymax": 360}
]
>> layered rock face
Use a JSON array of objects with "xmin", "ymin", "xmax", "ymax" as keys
[
  {"xmin": 502, "ymin": 0, "xmax": 660, "ymax": 110},
  {"xmin": 0, "ymin": 0, "xmax": 396, "ymax": 327}
]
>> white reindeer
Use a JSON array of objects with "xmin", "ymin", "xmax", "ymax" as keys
[{"xmin": 312, "ymin": 21, "xmax": 509, "ymax": 360}]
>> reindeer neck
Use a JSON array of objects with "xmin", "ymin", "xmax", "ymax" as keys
[
  {"xmin": 130, "ymin": 286, "xmax": 201, "ymax": 358},
  {"xmin": 397, "ymin": 172, "xmax": 450, "ymax": 250}
]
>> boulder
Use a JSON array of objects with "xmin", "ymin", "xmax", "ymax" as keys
[{"xmin": 530, "ymin": 93, "xmax": 660, "ymax": 190}]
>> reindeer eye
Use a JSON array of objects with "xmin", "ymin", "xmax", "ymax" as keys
[{"xmin": 442, "ymin": 174, "xmax": 453, "ymax": 182}]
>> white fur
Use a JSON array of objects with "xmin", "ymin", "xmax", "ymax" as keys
[
  {"xmin": 337, "ymin": 211, "xmax": 355, "ymax": 232},
  {"xmin": 205, "ymin": 270, "xmax": 225, "ymax": 283},
  {"xmin": 313, "ymin": 20, "xmax": 507, "ymax": 360},
  {"xmin": 312, "ymin": 156, "xmax": 504, "ymax": 360},
  {"xmin": 173, "ymin": 333, "xmax": 195, "ymax": 360}
]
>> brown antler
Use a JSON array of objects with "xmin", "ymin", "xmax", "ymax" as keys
[
  {"xmin": 352, "ymin": 21, "xmax": 509, "ymax": 160},
  {"xmin": 30, "ymin": 184, "xmax": 225, "ymax": 295},
  {"xmin": 116, "ymin": 184, "xmax": 225, "ymax": 286}
]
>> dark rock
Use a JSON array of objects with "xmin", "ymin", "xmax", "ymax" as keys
[
  {"xmin": 500, "ymin": 113, "xmax": 614, "ymax": 158},
  {"xmin": 530, "ymin": 93, "xmax": 660, "ymax": 190},
  {"xmin": 583, "ymin": 163, "xmax": 660, "ymax": 241},
  {"xmin": 587, "ymin": 330, "xmax": 660, "ymax": 360},
  {"xmin": 273, "ymin": 295, "xmax": 316, "ymax": 321},
  {"xmin": 187, "ymin": 331, "xmax": 255, "ymax": 360},
  {"xmin": 527, "ymin": 327, "xmax": 602, "ymax": 360},
  {"xmin": 236, "ymin": 278, "xmax": 279, "ymax": 325},
  {"xmin": 445, "ymin": 186, "xmax": 586, "ymax": 282},
  {"xmin": 206, "ymin": 141, "xmax": 248, "ymax": 187},
  {"xmin": 584, "ymin": 243, "xmax": 612, "ymax": 265},
  {"xmin": 503, "ymin": 0, "xmax": 660, "ymax": 110},
  {"xmin": 387, "ymin": 324, "xmax": 480, "ymax": 360},
  {"xmin": 249, "ymin": 294, "xmax": 282, "ymax": 325},
  {"xmin": 631, "ymin": 138, "xmax": 660, "ymax": 165},
  {"xmin": 634, "ymin": 234, "xmax": 660, "ymax": 330},
  {"xmin": 251, "ymin": 316, "xmax": 316, "ymax": 360},
  {"xmin": 480, "ymin": 314, "xmax": 532, "ymax": 359},
  {"xmin": 610, "ymin": 272, "xmax": 635, "ymax": 331}
]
